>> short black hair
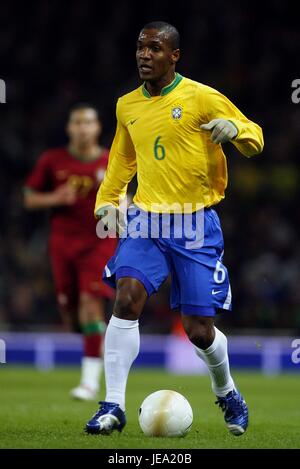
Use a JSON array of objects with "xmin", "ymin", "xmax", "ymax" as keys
[
  {"xmin": 68, "ymin": 102, "xmax": 101, "ymax": 120},
  {"xmin": 141, "ymin": 21, "xmax": 180, "ymax": 50}
]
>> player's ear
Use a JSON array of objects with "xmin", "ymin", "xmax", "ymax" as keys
[{"xmin": 171, "ymin": 49, "xmax": 180, "ymax": 64}]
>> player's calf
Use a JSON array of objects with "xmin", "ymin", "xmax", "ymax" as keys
[{"xmin": 181, "ymin": 314, "xmax": 215, "ymax": 350}]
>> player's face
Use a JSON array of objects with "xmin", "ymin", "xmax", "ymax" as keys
[
  {"xmin": 136, "ymin": 29, "xmax": 179, "ymax": 81},
  {"xmin": 67, "ymin": 109, "xmax": 101, "ymax": 146}
]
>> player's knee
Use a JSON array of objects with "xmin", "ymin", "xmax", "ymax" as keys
[
  {"xmin": 79, "ymin": 292, "xmax": 101, "ymax": 322},
  {"xmin": 114, "ymin": 279, "xmax": 146, "ymax": 320},
  {"xmin": 182, "ymin": 315, "xmax": 215, "ymax": 350},
  {"xmin": 114, "ymin": 290, "xmax": 141, "ymax": 320}
]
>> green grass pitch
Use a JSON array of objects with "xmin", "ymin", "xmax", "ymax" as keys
[{"xmin": 0, "ymin": 366, "xmax": 299, "ymax": 449}]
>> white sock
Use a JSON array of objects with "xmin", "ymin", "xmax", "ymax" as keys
[
  {"xmin": 104, "ymin": 315, "xmax": 140, "ymax": 410},
  {"xmin": 195, "ymin": 327, "xmax": 235, "ymax": 397},
  {"xmin": 80, "ymin": 356, "xmax": 103, "ymax": 392}
]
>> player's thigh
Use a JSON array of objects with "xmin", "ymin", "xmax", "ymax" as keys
[
  {"xmin": 171, "ymin": 251, "xmax": 231, "ymax": 316},
  {"xmin": 104, "ymin": 236, "xmax": 171, "ymax": 298},
  {"xmin": 170, "ymin": 209, "xmax": 231, "ymax": 317}
]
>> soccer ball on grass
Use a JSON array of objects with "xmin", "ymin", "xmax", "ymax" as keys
[{"xmin": 138, "ymin": 390, "xmax": 193, "ymax": 437}]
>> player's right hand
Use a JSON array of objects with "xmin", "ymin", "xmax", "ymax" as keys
[
  {"xmin": 95, "ymin": 204, "xmax": 125, "ymax": 236},
  {"xmin": 51, "ymin": 183, "xmax": 77, "ymax": 206}
]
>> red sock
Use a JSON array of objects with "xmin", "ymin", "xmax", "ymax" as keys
[{"xmin": 83, "ymin": 333, "xmax": 103, "ymax": 358}]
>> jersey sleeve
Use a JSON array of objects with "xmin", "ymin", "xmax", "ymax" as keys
[
  {"xmin": 95, "ymin": 99, "xmax": 137, "ymax": 215},
  {"xmin": 24, "ymin": 152, "xmax": 52, "ymax": 192},
  {"xmin": 200, "ymin": 85, "xmax": 264, "ymax": 157}
]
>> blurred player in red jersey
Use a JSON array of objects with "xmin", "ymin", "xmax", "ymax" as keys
[{"xmin": 24, "ymin": 103, "xmax": 116, "ymax": 400}]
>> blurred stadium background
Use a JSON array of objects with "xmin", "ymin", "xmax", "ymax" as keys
[{"xmin": 0, "ymin": 0, "xmax": 300, "ymax": 376}]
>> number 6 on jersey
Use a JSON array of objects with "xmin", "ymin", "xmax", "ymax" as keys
[{"xmin": 154, "ymin": 136, "xmax": 166, "ymax": 160}]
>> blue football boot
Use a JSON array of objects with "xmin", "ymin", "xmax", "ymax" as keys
[
  {"xmin": 215, "ymin": 389, "xmax": 249, "ymax": 436},
  {"xmin": 85, "ymin": 401, "xmax": 126, "ymax": 435}
]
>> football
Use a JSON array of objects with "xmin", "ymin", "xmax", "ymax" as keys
[{"xmin": 138, "ymin": 390, "xmax": 193, "ymax": 437}]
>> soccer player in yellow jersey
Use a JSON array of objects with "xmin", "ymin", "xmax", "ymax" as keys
[{"xmin": 86, "ymin": 21, "xmax": 263, "ymax": 436}]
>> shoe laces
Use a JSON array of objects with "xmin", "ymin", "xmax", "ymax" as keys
[
  {"xmin": 94, "ymin": 401, "xmax": 118, "ymax": 418},
  {"xmin": 215, "ymin": 391, "xmax": 244, "ymax": 415}
]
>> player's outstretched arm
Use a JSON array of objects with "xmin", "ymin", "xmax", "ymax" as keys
[{"xmin": 200, "ymin": 87, "xmax": 264, "ymax": 157}]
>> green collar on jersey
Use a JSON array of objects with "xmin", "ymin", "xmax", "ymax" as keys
[{"xmin": 142, "ymin": 72, "xmax": 183, "ymax": 98}]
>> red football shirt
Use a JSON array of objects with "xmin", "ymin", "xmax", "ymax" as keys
[{"xmin": 25, "ymin": 147, "xmax": 109, "ymax": 240}]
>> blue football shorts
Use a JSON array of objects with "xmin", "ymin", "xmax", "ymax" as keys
[{"xmin": 102, "ymin": 205, "xmax": 232, "ymax": 317}]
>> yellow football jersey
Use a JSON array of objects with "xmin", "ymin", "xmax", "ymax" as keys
[{"xmin": 95, "ymin": 73, "xmax": 263, "ymax": 214}]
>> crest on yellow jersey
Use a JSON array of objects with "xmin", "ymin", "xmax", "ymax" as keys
[{"xmin": 171, "ymin": 106, "xmax": 183, "ymax": 120}]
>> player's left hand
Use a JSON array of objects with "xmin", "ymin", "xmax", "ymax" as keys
[{"xmin": 200, "ymin": 119, "xmax": 238, "ymax": 144}]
